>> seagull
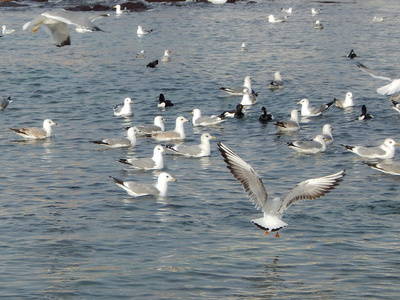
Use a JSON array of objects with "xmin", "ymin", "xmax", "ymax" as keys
[
  {"xmin": 166, "ymin": 133, "xmax": 215, "ymax": 157},
  {"xmin": 110, "ymin": 172, "xmax": 176, "ymax": 197},
  {"xmin": 90, "ymin": 127, "xmax": 137, "ymax": 148},
  {"xmin": 192, "ymin": 108, "xmax": 225, "ymax": 126},
  {"xmin": 274, "ymin": 109, "xmax": 300, "ymax": 132},
  {"xmin": 137, "ymin": 25, "xmax": 153, "ymax": 36},
  {"xmin": 267, "ymin": 15, "xmax": 288, "ymax": 23},
  {"xmin": 219, "ymin": 75, "xmax": 257, "ymax": 96},
  {"xmin": 287, "ymin": 134, "xmax": 328, "ymax": 154},
  {"xmin": 391, "ymin": 100, "xmax": 400, "ymax": 113},
  {"xmin": 219, "ymin": 104, "xmax": 245, "ymax": 119},
  {"xmin": 9, "ymin": 119, "xmax": 57, "ymax": 140},
  {"xmin": 23, "ymin": 9, "xmax": 109, "ymax": 47},
  {"xmin": 334, "ymin": 92, "xmax": 354, "ymax": 108},
  {"xmin": 347, "ymin": 49, "xmax": 357, "ymax": 59},
  {"xmin": 311, "ymin": 8, "xmax": 322, "ymax": 16},
  {"xmin": 358, "ymin": 105, "xmax": 373, "ymax": 120},
  {"xmin": 157, "ymin": 93, "xmax": 174, "ymax": 108},
  {"xmin": 297, "ymin": 98, "xmax": 333, "ymax": 117},
  {"xmin": 356, "ymin": 62, "xmax": 400, "ymax": 99},
  {"xmin": 319, "ymin": 124, "xmax": 333, "ymax": 144},
  {"xmin": 135, "ymin": 50, "xmax": 146, "ymax": 58},
  {"xmin": 113, "ymin": 4, "xmax": 129, "ymax": 15},
  {"xmin": 2, "ymin": 25, "xmax": 15, "ymax": 34},
  {"xmin": 161, "ymin": 50, "xmax": 171, "ymax": 62},
  {"xmin": 268, "ymin": 71, "xmax": 284, "ymax": 90},
  {"xmin": 0, "ymin": 96, "xmax": 12, "ymax": 110},
  {"xmin": 240, "ymin": 42, "xmax": 248, "ymax": 52},
  {"xmin": 218, "ymin": 142, "xmax": 345, "ymax": 236},
  {"xmin": 314, "ymin": 20, "xmax": 324, "ymax": 29},
  {"xmin": 207, "ymin": 0, "xmax": 228, "ymax": 4},
  {"xmin": 281, "ymin": 7, "xmax": 292, "ymax": 15},
  {"xmin": 118, "ymin": 145, "xmax": 165, "ymax": 170},
  {"xmin": 152, "ymin": 116, "xmax": 189, "ymax": 142},
  {"xmin": 240, "ymin": 87, "xmax": 257, "ymax": 106},
  {"xmin": 146, "ymin": 60, "xmax": 159, "ymax": 68},
  {"xmin": 132, "ymin": 116, "xmax": 165, "ymax": 136},
  {"xmin": 364, "ymin": 161, "xmax": 400, "ymax": 175},
  {"xmin": 341, "ymin": 138, "xmax": 399, "ymax": 159},
  {"xmin": 113, "ymin": 97, "xmax": 133, "ymax": 117},
  {"xmin": 259, "ymin": 107, "xmax": 274, "ymax": 123}
]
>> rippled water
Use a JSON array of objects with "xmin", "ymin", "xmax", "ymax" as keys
[{"xmin": 1, "ymin": 1, "xmax": 400, "ymax": 298}]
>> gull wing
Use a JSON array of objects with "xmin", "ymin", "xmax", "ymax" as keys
[
  {"xmin": 218, "ymin": 142, "xmax": 268, "ymax": 210},
  {"xmin": 277, "ymin": 170, "xmax": 345, "ymax": 213},
  {"xmin": 356, "ymin": 62, "xmax": 396, "ymax": 81}
]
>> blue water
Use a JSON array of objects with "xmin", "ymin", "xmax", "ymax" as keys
[{"xmin": 1, "ymin": 1, "xmax": 400, "ymax": 298}]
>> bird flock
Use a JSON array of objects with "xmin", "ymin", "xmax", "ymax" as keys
[{"xmin": 3, "ymin": 4, "xmax": 400, "ymax": 237}]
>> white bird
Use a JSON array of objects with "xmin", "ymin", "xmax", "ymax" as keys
[
  {"xmin": 268, "ymin": 71, "xmax": 284, "ymax": 90},
  {"xmin": 23, "ymin": 9, "xmax": 109, "ymax": 47},
  {"xmin": 118, "ymin": 145, "xmax": 165, "ymax": 170},
  {"xmin": 2, "ymin": 25, "xmax": 15, "ymax": 34},
  {"xmin": 207, "ymin": 0, "xmax": 227, "ymax": 4},
  {"xmin": 267, "ymin": 15, "xmax": 288, "ymax": 23},
  {"xmin": 287, "ymin": 134, "xmax": 328, "ymax": 154},
  {"xmin": 90, "ymin": 127, "xmax": 137, "ymax": 148},
  {"xmin": 137, "ymin": 25, "xmax": 153, "ymax": 36},
  {"xmin": 319, "ymin": 124, "xmax": 333, "ymax": 144},
  {"xmin": 218, "ymin": 142, "xmax": 345, "ymax": 237},
  {"xmin": 334, "ymin": 92, "xmax": 354, "ymax": 108},
  {"xmin": 135, "ymin": 50, "xmax": 146, "ymax": 58},
  {"xmin": 358, "ymin": 105, "xmax": 374, "ymax": 120},
  {"xmin": 113, "ymin": 97, "xmax": 133, "ymax": 117},
  {"xmin": 364, "ymin": 161, "xmax": 400, "ymax": 175},
  {"xmin": 341, "ymin": 138, "xmax": 399, "ymax": 159},
  {"xmin": 113, "ymin": 4, "xmax": 129, "ymax": 15},
  {"xmin": 240, "ymin": 87, "xmax": 257, "ymax": 106},
  {"xmin": 281, "ymin": 7, "xmax": 293, "ymax": 15},
  {"xmin": 133, "ymin": 116, "xmax": 165, "ymax": 136},
  {"xmin": 274, "ymin": 109, "xmax": 300, "ymax": 132},
  {"xmin": 152, "ymin": 116, "xmax": 189, "ymax": 141},
  {"xmin": 166, "ymin": 133, "xmax": 215, "ymax": 157},
  {"xmin": 311, "ymin": 8, "xmax": 322, "ymax": 16},
  {"xmin": 314, "ymin": 20, "xmax": 324, "ymax": 29},
  {"xmin": 161, "ymin": 50, "xmax": 171, "ymax": 62},
  {"xmin": 9, "ymin": 119, "xmax": 57, "ymax": 140},
  {"xmin": 110, "ymin": 172, "xmax": 176, "ymax": 197},
  {"xmin": 0, "ymin": 96, "xmax": 12, "ymax": 110},
  {"xmin": 192, "ymin": 108, "xmax": 225, "ymax": 126},
  {"xmin": 356, "ymin": 62, "xmax": 400, "ymax": 99},
  {"xmin": 219, "ymin": 75, "xmax": 257, "ymax": 96},
  {"xmin": 240, "ymin": 42, "xmax": 248, "ymax": 52},
  {"xmin": 297, "ymin": 98, "xmax": 333, "ymax": 117}
]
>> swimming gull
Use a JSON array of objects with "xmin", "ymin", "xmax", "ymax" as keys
[
  {"xmin": 287, "ymin": 134, "xmax": 328, "ymax": 154},
  {"xmin": 207, "ymin": 0, "xmax": 227, "ymax": 4},
  {"xmin": 281, "ymin": 7, "xmax": 292, "ymax": 15},
  {"xmin": 118, "ymin": 145, "xmax": 165, "ymax": 170},
  {"xmin": 334, "ymin": 92, "xmax": 354, "ymax": 108},
  {"xmin": 23, "ymin": 9, "xmax": 109, "ymax": 47},
  {"xmin": 2, "ymin": 25, "xmax": 15, "ymax": 34},
  {"xmin": 10, "ymin": 119, "xmax": 57, "ymax": 140},
  {"xmin": 113, "ymin": 97, "xmax": 133, "ymax": 117},
  {"xmin": 219, "ymin": 75, "xmax": 257, "ymax": 97},
  {"xmin": 133, "ymin": 116, "xmax": 165, "ymax": 136},
  {"xmin": 314, "ymin": 20, "xmax": 324, "ymax": 29},
  {"xmin": 356, "ymin": 62, "xmax": 400, "ymax": 99},
  {"xmin": 192, "ymin": 108, "xmax": 225, "ymax": 126},
  {"xmin": 358, "ymin": 105, "xmax": 373, "ymax": 120},
  {"xmin": 0, "ymin": 96, "xmax": 12, "ymax": 110},
  {"xmin": 259, "ymin": 107, "xmax": 274, "ymax": 123},
  {"xmin": 297, "ymin": 98, "xmax": 333, "ymax": 117},
  {"xmin": 137, "ymin": 25, "xmax": 153, "ymax": 36},
  {"xmin": 268, "ymin": 71, "xmax": 284, "ymax": 90},
  {"xmin": 341, "ymin": 138, "xmax": 399, "ymax": 159},
  {"xmin": 135, "ymin": 50, "xmax": 146, "ymax": 58},
  {"xmin": 110, "ymin": 172, "xmax": 176, "ymax": 197},
  {"xmin": 113, "ymin": 5, "xmax": 129, "ymax": 15},
  {"xmin": 90, "ymin": 127, "xmax": 137, "ymax": 148},
  {"xmin": 319, "ymin": 124, "xmax": 333, "ymax": 144},
  {"xmin": 274, "ymin": 109, "xmax": 300, "ymax": 132},
  {"xmin": 267, "ymin": 15, "xmax": 288, "ymax": 23},
  {"xmin": 219, "ymin": 104, "xmax": 245, "ymax": 119},
  {"xmin": 311, "ymin": 8, "xmax": 322, "ymax": 16},
  {"xmin": 166, "ymin": 133, "xmax": 215, "ymax": 157},
  {"xmin": 152, "ymin": 116, "xmax": 189, "ymax": 141},
  {"xmin": 161, "ymin": 50, "xmax": 171, "ymax": 62},
  {"xmin": 218, "ymin": 142, "xmax": 345, "ymax": 236},
  {"xmin": 364, "ymin": 161, "xmax": 400, "ymax": 175},
  {"xmin": 240, "ymin": 42, "xmax": 248, "ymax": 52},
  {"xmin": 240, "ymin": 88, "xmax": 257, "ymax": 106},
  {"xmin": 158, "ymin": 93, "xmax": 174, "ymax": 107}
]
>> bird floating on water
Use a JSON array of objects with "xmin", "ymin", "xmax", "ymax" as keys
[
  {"xmin": 334, "ymin": 92, "xmax": 354, "ymax": 108},
  {"xmin": 146, "ymin": 60, "xmax": 159, "ymax": 68},
  {"xmin": 267, "ymin": 15, "xmax": 288, "ymax": 23},
  {"xmin": 91, "ymin": 127, "xmax": 137, "ymax": 148},
  {"xmin": 158, "ymin": 93, "xmax": 174, "ymax": 108},
  {"xmin": 341, "ymin": 138, "xmax": 399, "ymax": 159},
  {"xmin": 259, "ymin": 107, "xmax": 274, "ymax": 123},
  {"xmin": 2, "ymin": 25, "xmax": 15, "ymax": 34},
  {"xmin": 358, "ymin": 105, "xmax": 373, "ymax": 120},
  {"xmin": 347, "ymin": 49, "xmax": 357, "ymax": 59},
  {"xmin": 314, "ymin": 20, "xmax": 324, "ymax": 29},
  {"xmin": 113, "ymin": 97, "xmax": 133, "ymax": 117},
  {"xmin": 268, "ymin": 71, "xmax": 284, "ymax": 90},
  {"xmin": 275, "ymin": 109, "xmax": 300, "ymax": 132},
  {"xmin": 10, "ymin": 119, "xmax": 57, "ymax": 140},
  {"xmin": 297, "ymin": 98, "xmax": 333, "ymax": 117},
  {"xmin": 137, "ymin": 25, "xmax": 153, "ymax": 36}
]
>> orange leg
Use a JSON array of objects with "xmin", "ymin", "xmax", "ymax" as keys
[
  {"xmin": 396, "ymin": 93, "xmax": 400, "ymax": 102},
  {"xmin": 390, "ymin": 95, "xmax": 394, "ymax": 101},
  {"xmin": 265, "ymin": 231, "xmax": 270, "ymax": 235},
  {"xmin": 275, "ymin": 232, "xmax": 280, "ymax": 238}
]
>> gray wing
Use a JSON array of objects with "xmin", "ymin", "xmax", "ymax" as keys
[
  {"xmin": 365, "ymin": 162, "xmax": 400, "ymax": 175},
  {"xmin": 102, "ymin": 137, "xmax": 130, "ymax": 147},
  {"xmin": 278, "ymin": 170, "xmax": 345, "ymax": 213},
  {"xmin": 124, "ymin": 181, "xmax": 158, "ymax": 196},
  {"xmin": 292, "ymin": 140, "xmax": 323, "ymax": 150},
  {"xmin": 125, "ymin": 157, "xmax": 155, "ymax": 169},
  {"xmin": 172, "ymin": 144, "xmax": 202, "ymax": 156},
  {"xmin": 218, "ymin": 142, "xmax": 268, "ymax": 210},
  {"xmin": 42, "ymin": 10, "xmax": 107, "ymax": 31},
  {"xmin": 356, "ymin": 62, "xmax": 397, "ymax": 81},
  {"xmin": 134, "ymin": 124, "xmax": 162, "ymax": 135},
  {"xmin": 356, "ymin": 146, "xmax": 386, "ymax": 157}
]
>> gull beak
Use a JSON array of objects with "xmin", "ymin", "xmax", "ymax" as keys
[
  {"xmin": 171, "ymin": 177, "xmax": 177, "ymax": 182},
  {"xmin": 396, "ymin": 142, "xmax": 400, "ymax": 146},
  {"xmin": 211, "ymin": 136, "xmax": 216, "ymax": 139}
]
